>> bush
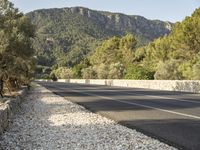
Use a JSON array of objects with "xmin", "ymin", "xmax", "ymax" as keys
[
  {"xmin": 154, "ymin": 60, "xmax": 181, "ymax": 80},
  {"xmin": 95, "ymin": 64, "xmax": 109, "ymax": 79},
  {"xmin": 108, "ymin": 62, "xmax": 125, "ymax": 79},
  {"xmin": 125, "ymin": 65, "xmax": 154, "ymax": 80},
  {"xmin": 52, "ymin": 67, "xmax": 73, "ymax": 79},
  {"xmin": 41, "ymin": 74, "xmax": 51, "ymax": 79},
  {"xmin": 82, "ymin": 67, "xmax": 97, "ymax": 79},
  {"xmin": 50, "ymin": 72, "xmax": 58, "ymax": 81}
]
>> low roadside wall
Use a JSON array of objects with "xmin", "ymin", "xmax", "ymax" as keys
[
  {"xmin": 36, "ymin": 79, "xmax": 200, "ymax": 93},
  {"xmin": 0, "ymin": 89, "xmax": 27, "ymax": 135}
]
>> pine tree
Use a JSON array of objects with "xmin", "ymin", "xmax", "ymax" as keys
[{"xmin": 0, "ymin": 0, "xmax": 35, "ymax": 94}]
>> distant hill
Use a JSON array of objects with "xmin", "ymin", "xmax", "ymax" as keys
[{"xmin": 27, "ymin": 7, "xmax": 173, "ymax": 67}]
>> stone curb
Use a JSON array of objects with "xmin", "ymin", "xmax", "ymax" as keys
[{"xmin": 0, "ymin": 88, "xmax": 28, "ymax": 135}]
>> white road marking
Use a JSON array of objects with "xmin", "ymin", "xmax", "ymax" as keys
[
  {"xmin": 79, "ymin": 87, "xmax": 200, "ymax": 104},
  {"xmin": 125, "ymin": 92, "xmax": 200, "ymax": 104},
  {"xmin": 68, "ymin": 88, "xmax": 200, "ymax": 120}
]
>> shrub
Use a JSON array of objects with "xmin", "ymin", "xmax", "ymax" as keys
[
  {"xmin": 52, "ymin": 67, "xmax": 73, "ymax": 79},
  {"xmin": 108, "ymin": 62, "xmax": 125, "ymax": 79},
  {"xmin": 95, "ymin": 64, "xmax": 109, "ymax": 79},
  {"xmin": 125, "ymin": 65, "xmax": 154, "ymax": 80},
  {"xmin": 82, "ymin": 67, "xmax": 97, "ymax": 79},
  {"xmin": 154, "ymin": 60, "xmax": 181, "ymax": 80},
  {"xmin": 41, "ymin": 74, "xmax": 51, "ymax": 79}
]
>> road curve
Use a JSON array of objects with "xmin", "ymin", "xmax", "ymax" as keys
[{"xmin": 38, "ymin": 81, "xmax": 200, "ymax": 150}]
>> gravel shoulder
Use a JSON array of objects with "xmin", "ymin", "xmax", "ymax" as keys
[{"xmin": 0, "ymin": 84, "xmax": 176, "ymax": 150}]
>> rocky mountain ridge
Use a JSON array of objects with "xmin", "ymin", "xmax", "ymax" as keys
[{"xmin": 27, "ymin": 7, "xmax": 173, "ymax": 67}]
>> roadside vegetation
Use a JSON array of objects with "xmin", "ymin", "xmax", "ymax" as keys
[
  {"xmin": 28, "ymin": 7, "xmax": 171, "ymax": 74},
  {"xmin": 1, "ymin": 0, "xmax": 200, "ymax": 85},
  {"xmin": 42, "ymin": 7, "xmax": 200, "ymax": 80},
  {"xmin": 0, "ymin": 0, "xmax": 35, "ymax": 97}
]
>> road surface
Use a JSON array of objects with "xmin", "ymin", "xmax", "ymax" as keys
[{"xmin": 38, "ymin": 81, "xmax": 200, "ymax": 150}]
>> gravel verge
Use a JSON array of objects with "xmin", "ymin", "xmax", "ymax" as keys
[{"xmin": 0, "ymin": 84, "xmax": 177, "ymax": 150}]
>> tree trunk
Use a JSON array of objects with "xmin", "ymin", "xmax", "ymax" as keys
[{"xmin": 0, "ymin": 78, "xmax": 4, "ymax": 98}]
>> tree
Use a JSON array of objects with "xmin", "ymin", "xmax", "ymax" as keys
[
  {"xmin": 181, "ymin": 53, "xmax": 200, "ymax": 80},
  {"xmin": 134, "ymin": 8, "xmax": 200, "ymax": 80},
  {"xmin": 90, "ymin": 36, "xmax": 120, "ymax": 65},
  {"xmin": 134, "ymin": 46, "xmax": 146, "ymax": 62},
  {"xmin": 72, "ymin": 58, "xmax": 91, "ymax": 78},
  {"xmin": 154, "ymin": 60, "xmax": 181, "ymax": 80},
  {"xmin": 108, "ymin": 62, "xmax": 125, "ymax": 79},
  {"xmin": 192, "ymin": 64, "xmax": 200, "ymax": 80},
  {"xmin": 0, "ymin": 0, "xmax": 35, "ymax": 92},
  {"xmin": 119, "ymin": 34, "xmax": 137, "ymax": 66},
  {"xmin": 90, "ymin": 34, "xmax": 137, "ymax": 68}
]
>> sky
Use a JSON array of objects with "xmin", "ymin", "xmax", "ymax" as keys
[{"xmin": 10, "ymin": 0, "xmax": 200, "ymax": 22}]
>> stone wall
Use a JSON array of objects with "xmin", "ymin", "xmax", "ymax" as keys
[
  {"xmin": 55, "ymin": 79, "xmax": 200, "ymax": 93},
  {"xmin": 35, "ymin": 79, "xmax": 200, "ymax": 93},
  {"xmin": 0, "ymin": 89, "xmax": 27, "ymax": 135}
]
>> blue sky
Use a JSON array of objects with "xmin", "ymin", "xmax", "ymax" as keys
[{"xmin": 10, "ymin": 0, "xmax": 200, "ymax": 22}]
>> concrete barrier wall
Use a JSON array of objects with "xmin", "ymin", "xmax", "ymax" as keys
[{"xmin": 36, "ymin": 79, "xmax": 200, "ymax": 93}]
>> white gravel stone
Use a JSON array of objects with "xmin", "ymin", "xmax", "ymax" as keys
[{"xmin": 0, "ymin": 84, "xmax": 177, "ymax": 150}]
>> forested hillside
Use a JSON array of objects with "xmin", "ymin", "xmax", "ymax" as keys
[
  {"xmin": 28, "ymin": 7, "xmax": 200, "ymax": 80},
  {"xmin": 77, "ymin": 7, "xmax": 200, "ymax": 80},
  {"xmin": 27, "ymin": 7, "xmax": 172, "ymax": 70}
]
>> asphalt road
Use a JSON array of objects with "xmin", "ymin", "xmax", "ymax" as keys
[{"xmin": 38, "ymin": 81, "xmax": 200, "ymax": 150}]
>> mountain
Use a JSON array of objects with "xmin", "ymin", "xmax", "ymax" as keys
[{"xmin": 26, "ymin": 7, "xmax": 173, "ymax": 67}]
